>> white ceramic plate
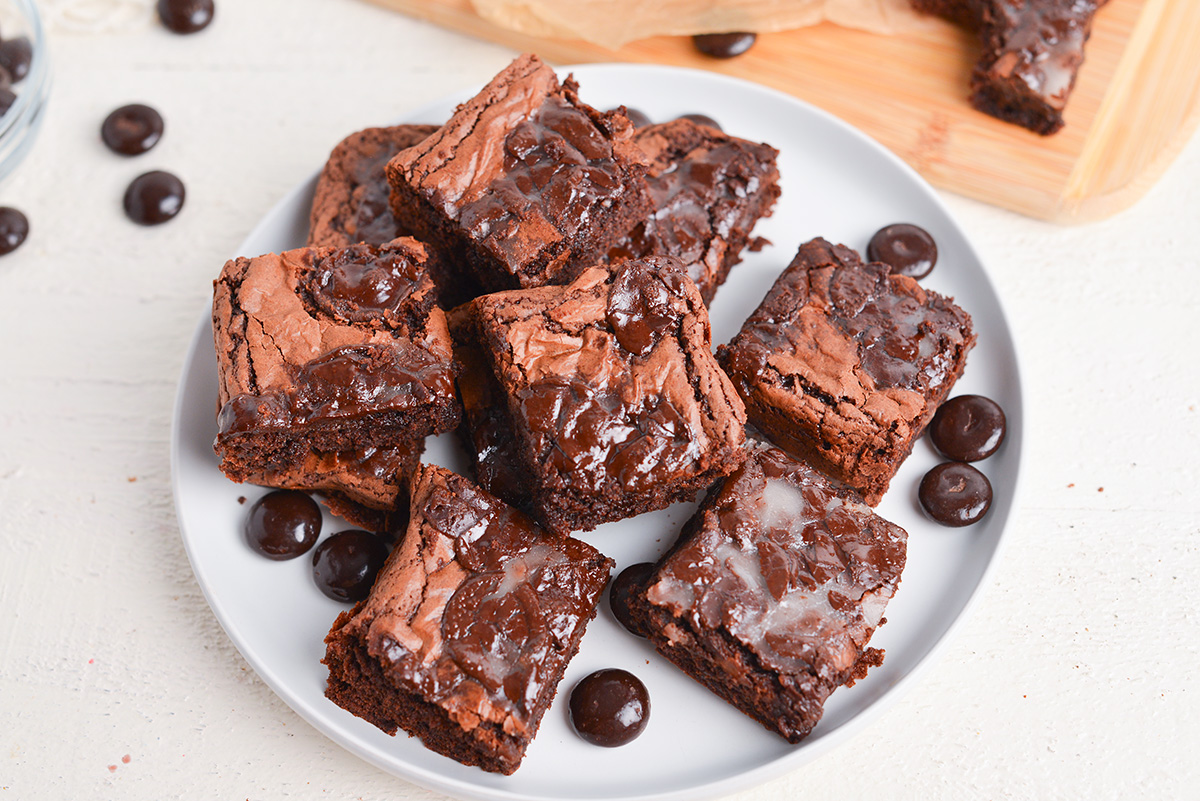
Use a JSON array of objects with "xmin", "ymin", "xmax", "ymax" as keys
[{"xmin": 172, "ymin": 64, "xmax": 1023, "ymax": 801}]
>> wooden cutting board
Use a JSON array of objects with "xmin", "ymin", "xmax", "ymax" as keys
[{"xmin": 365, "ymin": 0, "xmax": 1200, "ymax": 223}]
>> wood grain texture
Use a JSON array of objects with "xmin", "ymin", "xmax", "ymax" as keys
[{"xmin": 365, "ymin": 0, "xmax": 1200, "ymax": 223}]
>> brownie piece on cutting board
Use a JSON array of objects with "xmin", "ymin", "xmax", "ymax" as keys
[
  {"xmin": 323, "ymin": 463, "xmax": 612, "ymax": 774},
  {"xmin": 623, "ymin": 441, "xmax": 908, "ymax": 743},
  {"xmin": 718, "ymin": 237, "xmax": 975, "ymax": 505},
  {"xmin": 911, "ymin": 0, "xmax": 1108, "ymax": 134},
  {"xmin": 386, "ymin": 53, "xmax": 652, "ymax": 295},
  {"xmin": 607, "ymin": 117, "xmax": 781, "ymax": 305},
  {"xmin": 454, "ymin": 257, "xmax": 747, "ymax": 536},
  {"xmin": 211, "ymin": 238, "xmax": 459, "ymax": 489}
]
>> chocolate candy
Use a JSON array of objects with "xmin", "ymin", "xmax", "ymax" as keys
[
  {"xmin": 692, "ymin": 32, "xmax": 757, "ymax": 59},
  {"xmin": 102, "ymin": 104, "xmax": 165, "ymax": 156},
  {"xmin": 623, "ymin": 107, "xmax": 652, "ymax": 129},
  {"xmin": 867, "ymin": 223, "xmax": 938, "ymax": 279},
  {"xmin": 919, "ymin": 462, "xmax": 992, "ymax": 526},
  {"xmin": 0, "ymin": 37, "xmax": 32, "ymax": 83},
  {"xmin": 677, "ymin": 113, "xmax": 722, "ymax": 131},
  {"xmin": 311, "ymin": 530, "xmax": 390, "ymax": 603},
  {"xmin": 244, "ymin": 490, "xmax": 321, "ymax": 559},
  {"xmin": 929, "ymin": 394, "xmax": 1006, "ymax": 462},
  {"xmin": 0, "ymin": 207, "xmax": 29, "ymax": 255},
  {"xmin": 123, "ymin": 170, "xmax": 185, "ymax": 225},
  {"xmin": 569, "ymin": 668, "xmax": 650, "ymax": 747},
  {"xmin": 608, "ymin": 562, "xmax": 655, "ymax": 637},
  {"xmin": 157, "ymin": 0, "xmax": 215, "ymax": 34}
]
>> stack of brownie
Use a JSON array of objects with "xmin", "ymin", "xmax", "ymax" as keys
[{"xmin": 209, "ymin": 52, "xmax": 977, "ymax": 774}]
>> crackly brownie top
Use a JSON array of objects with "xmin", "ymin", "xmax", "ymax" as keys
[
  {"xmin": 978, "ymin": 0, "xmax": 1100, "ymax": 113},
  {"xmin": 469, "ymin": 258, "xmax": 746, "ymax": 495},
  {"xmin": 212, "ymin": 239, "xmax": 455, "ymax": 435},
  {"xmin": 344, "ymin": 464, "xmax": 611, "ymax": 743},
  {"xmin": 644, "ymin": 442, "xmax": 907, "ymax": 686},
  {"xmin": 720, "ymin": 237, "xmax": 974, "ymax": 418},
  {"xmin": 388, "ymin": 53, "xmax": 645, "ymax": 278},
  {"xmin": 608, "ymin": 118, "xmax": 780, "ymax": 298},
  {"xmin": 307, "ymin": 124, "xmax": 440, "ymax": 249}
]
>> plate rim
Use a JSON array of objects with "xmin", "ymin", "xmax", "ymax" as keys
[{"xmin": 170, "ymin": 60, "xmax": 1025, "ymax": 801}]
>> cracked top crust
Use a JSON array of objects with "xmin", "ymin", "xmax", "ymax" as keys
[
  {"xmin": 718, "ymin": 237, "xmax": 974, "ymax": 504},
  {"xmin": 607, "ymin": 118, "xmax": 781, "ymax": 304},
  {"xmin": 307, "ymin": 124, "xmax": 440, "ymax": 249},
  {"xmin": 338, "ymin": 463, "xmax": 611, "ymax": 756},
  {"xmin": 466, "ymin": 258, "xmax": 746, "ymax": 502},
  {"xmin": 211, "ymin": 239, "xmax": 456, "ymax": 435}
]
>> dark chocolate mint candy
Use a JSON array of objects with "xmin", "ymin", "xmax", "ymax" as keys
[
  {"xmin": 929, "ymin": 395, "xmax": 1006, "ymax": 462},
  {"xmin": 692, "ymin": 32, "xmax": 757, "ymax": 59},
  {"xmin": 609, "ymin": 562, "xmax": 655, "ymax": 637},
  {"xmin": 311, "ymin": 530, "xmax": 390, "ymax": 603},
  {"xmin": 569, "ymin": 669, "xmax": 650, "ymax": 747},
  {"xmin": 867, "ymin": 223, "xmax": 938, "ymax": 279},
  {"xmin": 0, "ymin": 206, "xmax": 29, "ymax": 255},
  {"xmin": 123, "ymin": 170, "xmax": 185, "ymax": 225},
  {"xmin": 102, "ymin": 104, "xmax": 165, "ymax": 156},
  {"xmin": 157, "ymin": 0, "xmax": 215, "ymax": 34},
  {"xmin": 0, "ymin": 37, "xmax": 32, "ymax": 83},
  {"xmin": 623, "ymin": 107, "xmax": 652, "ymax": 129},
  {"xmin": 245, "ymin": 490, "xmax": 322, "ymax": 560},
  {"xmin": 677, "ymin": 112, "xmax": 722, "ymax": 131},
  {"xmin": 919, "ymin": 462, "xmax": 992, "ymax": 527}
]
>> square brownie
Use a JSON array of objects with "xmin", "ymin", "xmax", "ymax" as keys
[
  {"xmin": 386, "ymin": 53, "xmax": 651, "ymax": 295},
  {"xmin": 212, "ymin": 238, "xmax": 459, "ymax": 485},
  {"xmin": 910, "ymin": 0, "xmax": 1107, "ymax": 135},
  {"xmin": 323, "ymin": 463, "xmax": 613, "ymax": 774},
  {"xmin": 606, "ymin": 118, "xmax": 781, "ymax": 304},
  {"xmin": 717, "ymin": 237, "xmax": 975, "ymax": 505},
  {"xmin": 624, "ymin": 441, "xmax": 908, "ymax": 743},
  {"xmin": 307, "ymin": 124, "xmax": 440, "ymax": 249},
  {"xmin": 455, "ymin": 257, "xmax": 747, "ymax": 535}
]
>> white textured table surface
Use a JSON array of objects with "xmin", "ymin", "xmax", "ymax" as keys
[{"xmin": 2, "ymin": 1, "xmax": 1198, "ymax": 798}]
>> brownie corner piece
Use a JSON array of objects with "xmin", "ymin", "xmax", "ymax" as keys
[
  {"xmin": 717, "ymin": 236, "xmax": 975, "ymax": 505},
  {"xmin": 211, "ymin": 238, "xmax": 460, "ymax": 484},
  {"xmin": 626, "ymin": 441, "xmax": 908, "ymax": 742},
  {"xmin": 307, "ymin": 123, "xmax": 439, "ymax": 249},
  {"xmin": 386, "ymin": 53, "xmax": 651, "ymax": 294},
  {"xmin": 322, "ymin": 463, "xmax": 612, "ymax": 774},
  {"xmin": 461, "ymin": 257, "xmax": 747, "ymax": 535}
]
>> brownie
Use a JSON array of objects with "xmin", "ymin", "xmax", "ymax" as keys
[
  {"xmin": 307, "ymin": 124, "xmax": 439, "ymax": 249},
  {"xmin": 717, "ymin": 237, "xmax": 975, "ymax": 505},
  {"xmin": 323, "ymin": 463, "xmax": 613, "ymax": 774},
  {"xmin": 624, "ymin": 441, "xmax": 907, "ymax": 743},
  {"xmin": 386, "ymin": 53, "xmax": 652, "ymax": 295},
  {"xmin": 454, "ymin": 257, "xmax": 747, "ymax": 535},
  {"xmin": 911, "ymin": 0, "xmax": 1107, "ymax": 135},
  {"xmin": 211, "ymin": 238, "xmax": 460, "ymax": 485},
  {"xmin": 606, "ymin": 118, "xmax": 781, "ymax": 304},
  {"xmin": 239, "ymin": 441, "xmax": 424, "ymax": 532}
]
